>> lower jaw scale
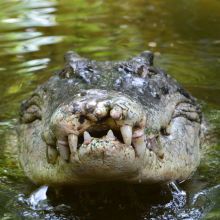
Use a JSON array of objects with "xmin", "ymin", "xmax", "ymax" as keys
[
  {"xmin": 158, "ymin": 150, "xmax": 164, "ymax": 159},
  {"xmin": 46, "ymin": 145, "xmax": 59, "ymax": 164},
  {"xmin": 146, "ymin": 138, "xmax": 164, "ymax": 159},
  {"xmin": 152, "ymin": 145, "xmax": 164, "ymax": 159}
]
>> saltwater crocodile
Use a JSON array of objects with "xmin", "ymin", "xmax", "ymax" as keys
[{"xmin": 18, "ymin": 51, "xmax": 203, "ymax": 186}]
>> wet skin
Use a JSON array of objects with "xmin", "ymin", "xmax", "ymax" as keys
[{"xmin": 18, "ymin": 51, "xmax": 203, "ymax": 186}]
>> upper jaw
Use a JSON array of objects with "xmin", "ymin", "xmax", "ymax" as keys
[{"xmin": 44, "ymin": 90, "xmax": 162, "ymax": 170}]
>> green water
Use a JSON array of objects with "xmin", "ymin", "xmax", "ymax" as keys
[{"xmin": 0, "ymin": 0, "xmax": 220, "ymax": 219}]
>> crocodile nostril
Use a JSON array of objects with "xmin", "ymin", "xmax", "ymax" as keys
[{"xmin": 79, "ymin": 115, "xmax": 85, "ymax": 124}]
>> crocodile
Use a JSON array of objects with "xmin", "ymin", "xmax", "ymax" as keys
[{"xmin": 18, "ymin": 51, "xmax": 203, "ymax": 186}]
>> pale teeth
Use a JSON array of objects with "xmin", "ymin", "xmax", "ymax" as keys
[
  {"xmin": 151, "ymin": 141, "xmax": 164, "ymax": 159},
  {"xmin": 120, "ymin": 125, "xmax": 132, "ymax": 146},
  {"xmin": 151, "ymin": 141, "xmax": 158, "ymax": 153},
  {"xmin": 146, "ymin": 141, "xmax": 151, "ymax": 150},
  {"xmin": 107, "ymin": 130, "xmax": 114, "ymax": 139},
  {"xmin": 83, "ymin": 131, "xmax": 93, "ymax": 145},
  {"xmin": 46, "ymin": 145, "xmax": 58, "ymax": 164},
  {"xmin": 106, "ymin": 129, "xmax": 116, "ymax": 141},
  {"xmin": 146, "ymin": 137, "xmax": 164, "ymax": 159},
  {"xmin": 58, "ymin": 143, "xmax": 70, "ymax": 162},
  {"xmin": 68, "ymin": 133, "xmax": 78, "ymax": 156},
  {"xmin": 132, "ymin": 135, "xmax": 146, "ymax": 157},
  {"xmin": 84, "ymin": 131, "xmax": 91, "ymax": 142}
]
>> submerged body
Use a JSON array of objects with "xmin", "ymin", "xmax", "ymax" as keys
[{"xmin": 18, "ymin": 51, "xmax": 203, "ymax": 186}]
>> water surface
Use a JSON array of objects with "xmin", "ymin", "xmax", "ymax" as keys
[{"xmin": 0, "ymin": 0, "xmax": 220, "ymax": 219}]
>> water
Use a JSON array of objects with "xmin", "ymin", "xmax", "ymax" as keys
[{"xmin": 0, "ymin": 0, "xmax": 220, "ymax": 219}]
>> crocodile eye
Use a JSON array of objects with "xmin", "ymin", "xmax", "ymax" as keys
[
  {"xmin": 173, "ymin": 102, "xmax": 200, "ymax": 123},
  {"xmin": 19, "ymin": 96, "xmax": 42, "ymax": 123},
  {"xmin": 20, "ymin": 105, "xmax": 42, "ymax": 123},
  {"xmin": 159, "ymin": 102, "xmax": 201, "ymax": 137}
]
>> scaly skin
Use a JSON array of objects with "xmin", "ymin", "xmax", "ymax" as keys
[{"xmin": 18, "ymin": 51, "xmax": 202, "ymax": 186}]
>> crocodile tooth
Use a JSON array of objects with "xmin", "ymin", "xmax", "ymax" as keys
[
  {"xmin": 106, "ymin": 129, "xmax": 116, "ymax": 141},
  {"xmin": 57, "ymin": 142, "xmax": 70, "ymax": 162},
  {"xmin": 107, "ymin": 130, "xmax": 114, "ymax": 139},
  {"xmin": 120, "ymin": 125, "xmax": 132, "ymax": 146},
  {"xmin": 151, "ymin": 141, "xmax": 164, "ymax": 159},
  {"xmin": 68, "ymin": 133, "xmax": 78, "ymax": 156},
  {"xmin": 146, "ymin": 141, "xmax": 151, "ymax": 150},
  {"xmin": 132, "ymin": 135, "xmax": 146, "ymax": 157},
  {"xmin": 46, "ymin": 145, "xmax": 58, "ymax": 164},
  {"xmin": 84, "ymin": 131, "xmax": 91, "ymax": 142},
  {"xmin": 83, "ymin": 131, "xmax": 93, "ymax": 144},
  {"xmin": 151, "ymin": 141, "xmax": 158, "ymax": 153},
  {"xmin": 147, "ymin": 137, "xmax": 164, "ymax": 159}
]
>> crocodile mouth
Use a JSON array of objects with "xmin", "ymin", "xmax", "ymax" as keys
[
  {"xmin": 46, "ymin": 90, "xmax": 164, "ymax": 165},
  {"xmin": 75, "ymin": 123, "xmax": 123, "ymax": 147}
]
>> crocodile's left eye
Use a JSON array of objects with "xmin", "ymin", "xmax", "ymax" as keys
[
  {"xmin": 19, "ymin": 96, "xmax": 42, "ymax": 123},
  {"xmin": 159, "ymin": 102, "xmax": 201, "ymax": 137},
  {"xmin": 172, "ymin": 102, "xmax": 200, "ymax": 123}
]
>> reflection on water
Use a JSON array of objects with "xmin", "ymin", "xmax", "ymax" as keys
[
  {"xmin": 0, "ymin": 36, "xmax": 64, "ymax": 55},
  {"xmin": 0, "ymin": 0, "xmax": 220, "ymax": 219},
  {"xmin": 7, "ymin": 183, "xmax": 213, "ymax": 219}
]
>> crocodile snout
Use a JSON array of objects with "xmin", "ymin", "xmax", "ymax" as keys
[{"xmin": 47, "ymin": 90, "xmax": 149, "ymax": 165}]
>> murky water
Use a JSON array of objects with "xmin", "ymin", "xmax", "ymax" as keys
[{"xmin": 0, "ymin": 0, "xmax": 220, "ymax": 219}]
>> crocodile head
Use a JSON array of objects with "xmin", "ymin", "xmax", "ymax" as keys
[{"xmin": 18, "ymin": 51, "xmax": 202, "ymax": 186}]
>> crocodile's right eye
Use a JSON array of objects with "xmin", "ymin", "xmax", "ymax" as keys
[
  {"xmin": 20, "ymin": 105, "xmax": 42, "ymax": 123},
  {"xmin": 19, "ymin": 96, "xmax": 42, "ymax": 123}
]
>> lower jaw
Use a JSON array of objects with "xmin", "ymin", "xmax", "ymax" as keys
[{"xmin": 68, "ymin": 139, "xmax": 147, "ymax": 180}]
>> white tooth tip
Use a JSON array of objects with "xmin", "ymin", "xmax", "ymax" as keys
[
  {"xmin": 84, "ymin": 131, "xmax": 91, "ymax": 142},
  {"xmin": 107, "ymin": 130, "xmax": 114, "ymax": 138},
  {"xmin": 106, "ymin": 129, "xmax": 116, "ymax": 141},
  {"xmin": 120, "ymin": 125, "xmax": 132, "ymax": 146}
]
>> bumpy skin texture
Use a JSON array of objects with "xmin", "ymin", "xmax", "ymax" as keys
[{"xmin": 18, "ymin": 51, "xmax": 202, "ymax": 186}]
